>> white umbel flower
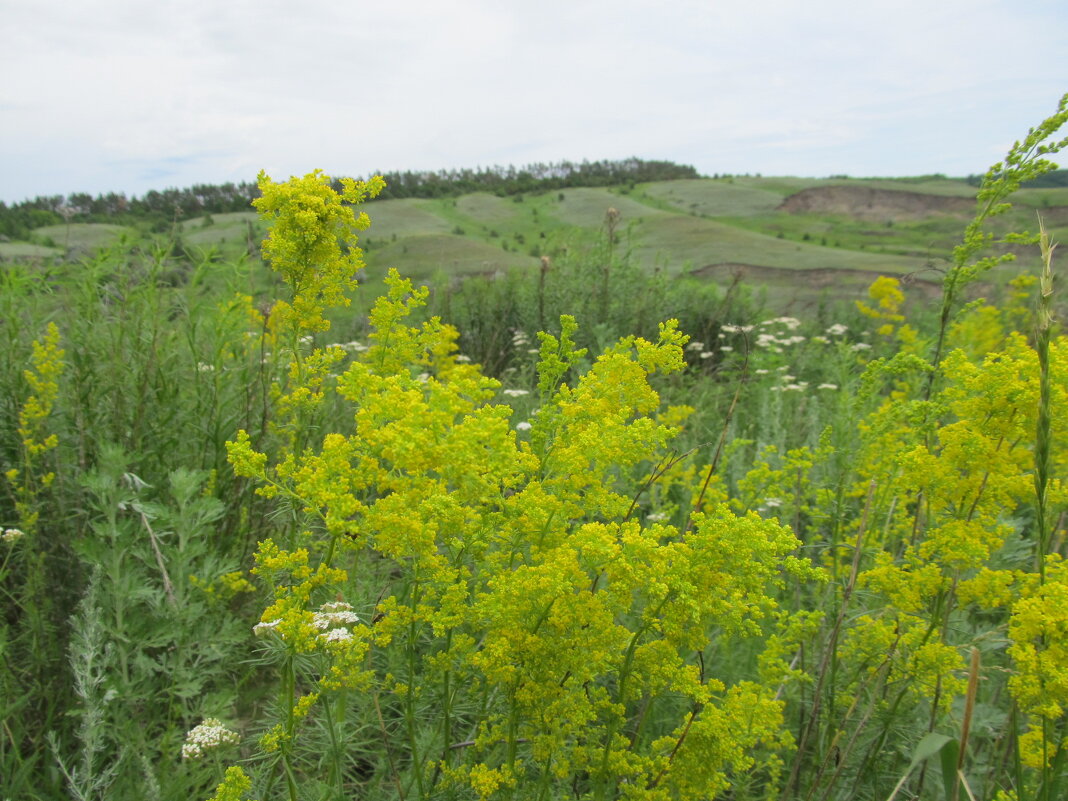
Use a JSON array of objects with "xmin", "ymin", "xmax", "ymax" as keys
[
  {"xmin": 2, "ymin": 528, "xmax": 25, "ymax": 543},
  {"xmin": 182, "ymin": 718, "xmax": 239, "ymax": 759},
  {"xmin": 253, "ymin": 618, "xmax": 283, "ymax": 637},
  {"xmin": 313, "ymin": 601, "xmax": 360, "ymax": 630}
]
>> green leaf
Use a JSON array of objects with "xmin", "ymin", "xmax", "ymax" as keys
[
  {"xmin": 885, "ymin": 734, "xmax": 957, "ymax": 801},
  {"xmin": 911, "ymin": 732, "xmax": 953, "ymax": 768},
  {"xmin": 939, "ymin": 738, "xmax": 960, "ymax": 801}
]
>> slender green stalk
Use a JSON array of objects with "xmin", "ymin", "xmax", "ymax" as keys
[{"xmin": 1034, "ymin": 217, "xmax": 1055, "ymax": 582}]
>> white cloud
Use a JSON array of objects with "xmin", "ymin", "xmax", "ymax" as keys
[{"xmin": 1, "ymin": 0, "xmax": 1065, "ymax": 201}]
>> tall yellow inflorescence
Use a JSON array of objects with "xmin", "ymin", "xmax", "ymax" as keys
[
  {"xmin": 225, "ymin": 170, "xmax": 818, "ymax": 800},
  {"xmin": 5, "ymin": 322, "xmax": 64, "ymax": 534}
]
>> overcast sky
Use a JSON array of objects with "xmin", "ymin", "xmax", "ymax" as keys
[{"xmin": 2, "ymin": 0, "xmax": 1066, "ymax": 204}]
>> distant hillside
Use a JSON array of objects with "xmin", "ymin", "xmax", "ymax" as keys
[
  {"xmin": 0, "ymin": 158, "xmax": 699, "ymax": 240},
  {"xmin": 4, "ymin": 171, "xmax": 1065, "ymax": 311}
]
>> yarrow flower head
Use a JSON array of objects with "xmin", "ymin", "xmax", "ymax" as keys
[
  {"xmin": 323, "ymin": 627, "xmax": 353, "ymax": 642},
  {"xmin": 181, "ymin": 718, "xmax": 239, "ymax": 759},
  {"xmin": 2, "ymin": 528, "xmax": 25, "ymax": 544},
  {"xmin": 760, "ymin": 316, "xmax": 802, "ymax": 330},
  {"xmin": 313, "ymin": 601, "xmax": 360, "ymax": 630},
  {"xmin": 253, "ymin": 618, "xmax": 283, "ymax": 637}
]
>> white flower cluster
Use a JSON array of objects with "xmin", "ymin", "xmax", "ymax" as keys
[
  {"xmin": 720, "ymin": 324, "xmax": 754, "ymax": 334},
  {"xmin": 253, "ymin": 600, "xmax": 361, "ymax": 644},
  {"xmin": 181, "ymin": 718, "xmax": 239, "ymax": 759},
  {"xmin": 502, "ymin": 389, "xmax": 529, "ymax": 397},
  {"xmin": 322, "ymin": 627, "xmax": 353, "ymax": 642},
  {"xmin": 252, "ymin": 618, "xmax": 282, "ymax": 637},
  {"xmin": 313, "ymin": 601, "xmax": 360, "ymax": 644},
  {"xmin": 511, "ymin": 330, "xmax": 540, "ymax": 354},
  {"xmin": 313, "ymin": 601, "xmax": 360, "ymax": 629},
  {"xmin": 455, "ymin": 354, "xmax": 472, "ymax": 363},
  {"xmin": 685, "ymin": 341, "xmax": 705, "ymax": 352},
  {"xmin": 336, "ymin": 340, "xmax": 369, "ymax": 354},
  {"xmin": 760, "ymin": 316, "xmax": 802, "ymax": 331},
  {"xmin": 749, "ymin": 318, "xmax": 806, "ymax": 353},
  {"xmin": 3, "ymin": 527, "xmax": 25, "ymax": 543},
  {"xmin": 826, "ymin": 323, "xmax": 848, "ymax": 337},
  {"xmin": 763, "ymin": 370, "xmax": 839, "ymax": 393},
  {"xmin": 515, "ymin": 421, "xmax": 533, "ymax": 432},
  {"xmin": 756, "ymin": 332, "xmax": 806, "ymax": 351}
]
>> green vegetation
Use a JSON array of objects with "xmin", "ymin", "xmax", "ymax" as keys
[
  {"xmin": 8, "ymin": 162, "xmax": 1066, "ymax": 311},
  {"xmin": 1, "ymin": 96, "xmax": 1067, "ymax": 801}
]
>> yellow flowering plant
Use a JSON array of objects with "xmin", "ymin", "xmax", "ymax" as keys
[
  {"xmin": 221, "ymin": 170, "xmax": 823, "ymax": 801},
  {"xmin": 4, "ymin": 322, "xmax": 64, "ymax": 535}
]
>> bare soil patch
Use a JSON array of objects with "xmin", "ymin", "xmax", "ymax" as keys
[{"xmin": 778, "ymin": 186, "xmax": 975, "ymax": 221}]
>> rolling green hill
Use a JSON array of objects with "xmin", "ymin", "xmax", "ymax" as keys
[{"xmin": 4, "ymin": 174, "xmax": 1063, "ymax": 310}]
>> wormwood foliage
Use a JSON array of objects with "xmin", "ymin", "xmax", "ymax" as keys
[{"xmin": 222, "ymin": 172, "xmax": 817, "ymax": 800}]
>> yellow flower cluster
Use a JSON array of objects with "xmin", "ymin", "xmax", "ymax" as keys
[
  {"xmin": 856, "ymin": 275, "xmax": 908, "ymax": 339},
  {"xmin": 253, "ymin": 169, "xmax": 384, "ymax": 335},
  {"xmin": 224, "ymin": 171, "xmax": 820, "ymax": 799},
  {"xmin": 5, "ymin": 322, "xmax": 64, "ymax": 534}
]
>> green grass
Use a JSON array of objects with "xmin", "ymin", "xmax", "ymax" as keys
[
  {"xmin": 841, "ymin": 176, "xmax": 979, "ymax": 196},
  {"xmin": 365, "ymin": 232, "xmax": 538, "ymax": 280},
  {"xmin": 30, "ymin": 222, "xmax": 135, "ymax": 251},
  {"xmin": 1012, "ymin": 186, "xmax": 1068, "ymax": 207},
  {"xmin": 718, "ymin": 211, "xmax": 964, "ymax": 260},
  {"xmin": 629, "ymin": 213, "xmax": 927, "ymax": 274},
  {"xmin": 547, "ymin": 187, "xmax": 669, "ymax": 228},
  {"xmin": 359, "ymin": 198, "xmax": 453, "ymax": 239},
  {"xmin": 0, "ymin": 241, "xmax": 62, "ymax": 259},
  {"xmin": 452, "ymin": 192, "xmax": 524, "ymax": 225},
  {"xmin": 638, "ymin": 179, "xmax": 785, "ymax": 216}
]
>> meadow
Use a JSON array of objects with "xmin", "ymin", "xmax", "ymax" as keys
[{"xmin": 1, "ymin": 96, "xmax": 1067, "ymax": 801}]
